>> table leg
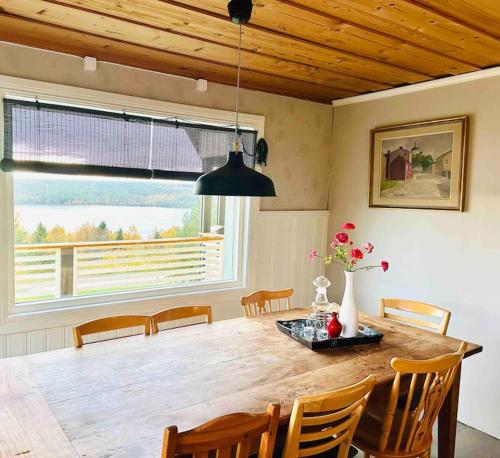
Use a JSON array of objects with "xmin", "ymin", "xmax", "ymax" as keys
[{"xmin": 438, "ymin": 363, "xmax": 462, "ymax": 458}]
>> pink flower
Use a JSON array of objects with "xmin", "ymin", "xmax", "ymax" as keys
[
  {"xmin": 336, "ymin": 232, "xmax": 349, "ymax": 244},
  {"xmin": 381, "ymin": 260, "xmax": 389, "ymax": 272},
  {"xmin": 329, "ymin": 240, "xmax": 338, "ymax": 248},
  {"xmin": 351, "ymin": 248, "xmax": 363, "ymax": 260},
  {"xmin": 309, "ymin": 249, "xmax": 318, "ymax": 260},
  {"xmin": 343, "ymin": 222, "xmax": 356, "ymax": 230},
  {"xmin": 362, "ymin": 242, "xmax": 374, "ymax": 254}
]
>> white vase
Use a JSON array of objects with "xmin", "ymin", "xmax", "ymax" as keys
[{"xmin": 339, "ymin": 271, "xmax": 359, "ymax": 338}]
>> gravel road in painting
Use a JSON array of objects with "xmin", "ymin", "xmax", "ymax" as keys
[{"xmin": 381, "ymin": 173, "xmax": 451, "ymax": 199}]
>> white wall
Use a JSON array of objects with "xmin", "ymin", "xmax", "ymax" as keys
[{"xmin": 328, "ymin": 75, "xmax": 500, "ymax": 439}]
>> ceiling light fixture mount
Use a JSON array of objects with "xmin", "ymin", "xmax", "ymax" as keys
[
  {"xmin": 228, "ymin": 0, "xmax": 253, "ymax": 24},
  {"xmin": 194, "ymin": 0, "xmax": 276, "ymax": 197}
]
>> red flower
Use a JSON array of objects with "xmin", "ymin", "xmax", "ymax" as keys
[
  {"xmin": 309, "ymin": 249, "xmax": 318, "ymax": 260},
  {"xmin": 362, "ymin": 242, "xmax": 374, "ymax": 254},
  {"xmin": 381, "ymin": 260, "xmax": 389, "ymax": 272},
  {"xmin": 335, "ymin": 232, "xmax": 349, "ymax": 244},
  {"xmin": 351, "ymin": 248, "xmax": 363, "ymax": 260},
  {"xmin": 343, "ymin": 222, "xmax": 356, "ymax": 230}
]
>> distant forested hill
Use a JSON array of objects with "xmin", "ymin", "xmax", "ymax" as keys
[{"xmin": 14, "ymin": 178, "xmax": 197, "ymax": 208}]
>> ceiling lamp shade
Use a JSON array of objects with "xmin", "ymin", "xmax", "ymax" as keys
[
  {"xmin": 194, "ymin": 0, "xmax": 276, "ymax": 198},
  {"xmin": 194, "ymin": 150, "xmax": 276, "ymax": 196}
]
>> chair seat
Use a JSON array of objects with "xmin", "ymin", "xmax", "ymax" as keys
[
  {"xmin": 365, "ymin": 376, "xmax": 424, "ymax": 422},
  {"xmin": 353, "ymin": 410, "xmax": 431, "ymax": 458},
  {"xmin": 271, "ymin": 443, "xmax": 358, "ymax": 458},
  {"xmin": 362, "ymin": 383, "xmax": 392, "ymax": 422},
  {"xmin": 353, "ymin": 411, "xmax": 386, "ymax": 451}
]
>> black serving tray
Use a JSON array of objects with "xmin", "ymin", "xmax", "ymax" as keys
[{"xmin": 276, "ymin": 319, "xmax": 383, "ymax": 350}]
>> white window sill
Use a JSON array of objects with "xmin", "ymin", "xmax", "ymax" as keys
[{"xmin": 1, "ymin": 283, "xmax": 248, "ymax": 335}]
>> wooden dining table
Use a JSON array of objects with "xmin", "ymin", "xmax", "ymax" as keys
[{"xmin": 0, "ymin": 309, "xmax": 482, "ymax": 458}]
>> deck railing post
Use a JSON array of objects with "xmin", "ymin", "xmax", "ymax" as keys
[
  {"xmin": 201, "ymin": 196, "xmax": 213, "ymax": 233},
  {"xmin": 60, "ymin": 247, "xmax": 74, "ymax": 297},
  {"xmin": 54, "ymin": 248, "xmax": 62, "ymax": 299}
]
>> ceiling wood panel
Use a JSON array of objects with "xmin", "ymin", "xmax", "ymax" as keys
[
  {"xmin": 0, "ymin": 15, "xmax": 356, "ymax": 103},
  {"xmin": 288, "ymin": 0, "xmax": 500, "ymax": 67},
  {"xmin": 412, "ymin": 0, "xmax": 500, "ymax": 39},
  {"xmin": 0, "ymin": 0, "xmax": 499, "ymax": 103},
  {"xmin": 172, "ymin": 0, "xmax": 478, "ymax": 74},
  {"xmin": 0, "ymin": 0, "xmax": 391, "ymax": 93},
  {"xmin": 52, "ymin": 0, "xmax": 474, "ymax": 79}
]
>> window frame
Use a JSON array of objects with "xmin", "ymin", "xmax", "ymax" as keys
[{"xmin": 0, "ymin": 75, "xmax": 264, "ymax": 327}]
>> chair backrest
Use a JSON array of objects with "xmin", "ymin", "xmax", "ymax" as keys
[
  {"xmin": 283, "ymin": 375, "xmax": 376, "ymax": 458},
  {"xmin": 379, "ymin": 342, "xmax": 467, "ymax": 455},
  {"xmin": 240, "ymin": 289, "xmax": 294, "ymax": 317},
  {"xmin": 150, "ymin": 305, "xmax": 212, "ymax": 334},
  {"xmin": 379, "ymin": 298, "xmax": 451, "ymax": 335},
  {"xmin": 162, "ymin": 403, "xmax": 280, "ymax": 458},
  {"xmin": 73, "ymin": 315, "xmax": 150, "ymax": 348}
]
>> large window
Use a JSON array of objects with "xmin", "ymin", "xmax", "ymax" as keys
[
  {"xmin": 0, "ymin": 91, "xmax": 260, "ymax": 313},
  {"xmin": 13, "ymin": 174, "xmax": 240, "ymax": 305}
]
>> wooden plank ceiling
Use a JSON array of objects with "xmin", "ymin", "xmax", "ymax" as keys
[{"xmin": 0, "ymin": 0, "xmax": 499, "ymax": 103}]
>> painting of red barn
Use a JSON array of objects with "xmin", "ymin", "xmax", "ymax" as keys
[
  {"xmin": 384, "ymin": 146, "xmax": 414, "ymax": 181},
  {"xmin": 369, "ymin": 117, "xmax": 468, "ymax": 211}
]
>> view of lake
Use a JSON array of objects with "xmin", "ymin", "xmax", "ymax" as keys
[{"xmin": 16, "ymin": 205, "xmax": 190, "ymax": 239}]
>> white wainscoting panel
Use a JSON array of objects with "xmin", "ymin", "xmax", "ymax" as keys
[
  {"xmin": 254, "ymin": 211, "xmax": 329, "ymax": 309},
  {"xmin": 0, "ymin": 210, "xmax": 328, "ymax": 358}
]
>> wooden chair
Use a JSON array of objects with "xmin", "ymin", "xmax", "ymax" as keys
[
  {"xmin": 353, "ymin": 342, "xmax": 467, "ymax": 458},
  {"xmin": 379, "ymin": 298, "xmax": 451, "ymax": 335},
  {"xmin": 161, "ymin": 403, "xmax": 280, "ymax": 458},
  {"xmin": 150, "ymin": 305, "xmax": 212, "ymax": 334},
  {"xmin": 73, "ymin": 315, "xmax": 150, "ymax": 348},
  {"xmin": 282, "ymin": 375, "xmax": 376, "ymax": 458},
  {"xmin": 240, "ymin": 289, "xmax": 294, "ymax": 317}
]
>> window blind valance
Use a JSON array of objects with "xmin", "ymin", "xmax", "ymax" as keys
[{"xmin": 1, "ymin": 98, "xmax": 257, "ymax": 180}]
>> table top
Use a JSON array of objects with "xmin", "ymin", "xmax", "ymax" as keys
[{"xmin": 0, "ymin": 309, "xmax": 482, "ymax": 457}]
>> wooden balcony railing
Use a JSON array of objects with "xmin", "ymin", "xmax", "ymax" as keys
[{"xmin": 14, "ymin": 235, "xmax": 224, "ymax": 303}]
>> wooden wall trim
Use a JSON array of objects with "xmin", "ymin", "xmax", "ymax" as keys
[{"xmin": 331, "ymin": 66, "xmax": 500, "ymax": 107}]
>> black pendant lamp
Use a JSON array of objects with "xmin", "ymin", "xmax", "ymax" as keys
[{"xmin": 194, "ymin": 0, "xmax": 276, "ymax": 197}]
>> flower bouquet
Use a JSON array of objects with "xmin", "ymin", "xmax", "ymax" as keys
[{"xmin": 309, "ymin": 222, "xmax": 389, "ymax": 337}]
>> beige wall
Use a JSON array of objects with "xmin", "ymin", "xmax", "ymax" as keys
[
  {"xmin": 328, "ymin": 75, "xmax": 500, "ymax": 439},
  {"xmin": 0, "ymin": 42, "xmax": 333, "ymax": 211}
]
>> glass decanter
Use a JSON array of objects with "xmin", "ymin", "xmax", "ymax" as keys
[{"xmin": 311, "ymin": 275, "xmax": 331, "ymax": 320}]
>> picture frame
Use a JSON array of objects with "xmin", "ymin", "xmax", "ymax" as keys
[{"xmin": 369, "ymin": 116, "xmax": 468, "ymax": 211}]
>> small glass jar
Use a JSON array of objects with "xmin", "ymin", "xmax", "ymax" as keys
[
  {"xmin": 303, "ymin": 319, "xmax": 315, "ymax": 340},
  {"xmin": 316, "ymin": 328, "xmax": 329, "ymax": 340},
  {"xmin": 290, "ymin": 322, "xmax": 304, "ymax": 337}
]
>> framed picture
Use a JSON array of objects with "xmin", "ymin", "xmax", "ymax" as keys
[{"xmin": 369, "ymin": 116, "xmax": 468, "ymax": 211}]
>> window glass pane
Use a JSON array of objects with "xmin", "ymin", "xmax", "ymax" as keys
[{"xmin": 13, "ymin": 173, "xmax": 238, "ymax": 304}]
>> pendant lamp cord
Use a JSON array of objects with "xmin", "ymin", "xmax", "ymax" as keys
[{"xmin": 234, "ymin": 22, "xmax": 242, "ymax": 150}]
